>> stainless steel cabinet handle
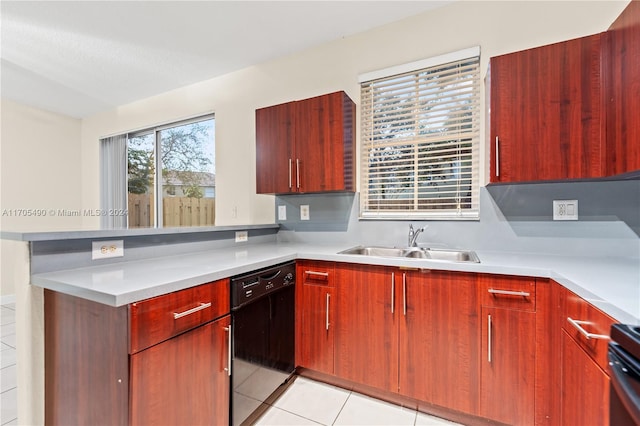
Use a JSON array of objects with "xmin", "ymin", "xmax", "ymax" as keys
[
  {"xmin": 288, "ymin": 158, "xmax": 292, "ymax": 189},
  {"xmin": 488, "ymin": 314, "xmax": 492, "ymax": 363},
  {"xmin": 495, "ymin": 136, "xmax": 500, "ymax": 177},
  {"xmin": 488, "ymin": 288, "xmax": 530, "ymax": 298},
  {"xmin": 305, "ymin": 270, "xmax": 329, "ymax": 277},
  {"xmin": 224, "ymin": 325, "xmax": 232, "ymax": 376},
  {"xmin": 173, "ymin": 302, "xmax": 212, "ymax": 320},
  {"xmin": 567, "ymin": 317, "xmax": 610, "ymax": 340},
  {"xmin": 403, "ymin": 273, "xmax": 407, "ymax": 316},
  {"xmin": 326, "ymin": 293, "xmax": 330, "ymax": 331},
  {"xmin": 391, "ymin": 272, "xmax": 395, "ymax": 314},
  {"xmin": 296, "ymin": 159, "xmax": 300, "ymax": 189}
]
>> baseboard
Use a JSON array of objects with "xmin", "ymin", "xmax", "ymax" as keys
[{"xmin": 1, "ymin": 294, "xmax": 16, "ymax": 305}]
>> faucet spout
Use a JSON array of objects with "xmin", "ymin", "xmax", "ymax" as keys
[{"xmin": 408, "ymin": 224, "xmax": 427, "ymax": 247}]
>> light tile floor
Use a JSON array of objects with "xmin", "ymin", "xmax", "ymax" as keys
[
  {"xmin": 255, "ymin": 376, "xmax": 463, "ymax": 426},
  {"xmin": 1, "ymin": 303, "xmax": 17, "ymax": 425}
]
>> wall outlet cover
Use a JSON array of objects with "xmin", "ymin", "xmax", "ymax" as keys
[
  {"xmin": 92, "ymin": 240, "xmax": 124, "ymax": 260},
  {"xmin": 235, "ymin": 231, "xmax": 248, "ymax": 242},
  {"xmin": 553, "ymin": 200, "xmax": 578, "ymax": 221},
  {"xmin": 300, "ymin": 205, "xmax": 310, "ymax": 221}
]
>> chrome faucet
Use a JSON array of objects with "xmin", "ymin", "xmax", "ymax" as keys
[{"xmin": 408, "ymin": 224, "xmax": 427, "ymax": 247}]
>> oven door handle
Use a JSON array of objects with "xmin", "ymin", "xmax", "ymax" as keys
[{"xmin": 609, "ymin": 347, "xmax": 640, "ymax": 424}]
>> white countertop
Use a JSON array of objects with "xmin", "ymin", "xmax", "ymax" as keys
[{"xmin": 30, "ymin": 242, "xmax": 640, "ymax": 324}]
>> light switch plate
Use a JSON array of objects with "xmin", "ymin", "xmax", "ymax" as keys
[
  {"xmin": 300, "ymin": 205, "xmax": 310, "ymax": 221},
  {"xmin": 235, "ymin": 231, "xmax": 248, "ymax": 242},
  {"xmin": 92, "ymin": 240, "xmax": 124, "ymax": 260},
  {"xmin": 278, "ymin": 205, "xmax": 287, "ymax": 221},
  {"xmin": 553, "ymin": 200, "xmax": 578, "ymax": 221}
]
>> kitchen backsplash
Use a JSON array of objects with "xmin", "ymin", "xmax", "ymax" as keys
[{"xmin": 275, "ymin": 179, "xmax": 640, "ymax": 258}]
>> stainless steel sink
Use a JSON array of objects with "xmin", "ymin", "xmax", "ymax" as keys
[
  {"xmin": 338, "ymin": 246, "xmax": 480, "ymax": 263},
  {"xmin": 405, "ymin": 248, "xmax": 480, "ymax": 263},
  {"xmin": 338, "ymin": 246, "xmax": 408, "ymax": 257}
]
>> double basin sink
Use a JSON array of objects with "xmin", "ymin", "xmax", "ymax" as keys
[{"xmin": 339, "ymin": 246, "xmax": 480, "ymax": 263}]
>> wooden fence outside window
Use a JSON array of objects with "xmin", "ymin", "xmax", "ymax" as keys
[{"xmin": 128, "ymin": 194, "xmax": 215, "ymax": 227}]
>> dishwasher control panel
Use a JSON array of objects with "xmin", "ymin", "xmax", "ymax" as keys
[{"xmin": 231, "ymin": 262, "xmax": 295, "ymax": 310}]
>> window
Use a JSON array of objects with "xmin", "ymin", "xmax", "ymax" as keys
[
  {"xmin": 359, "ymin": 47, "xmax": 480, "ymax": 220},
  {"xmin": 102, "ymin": 115, "xmax": 215, "ymax": 229}
]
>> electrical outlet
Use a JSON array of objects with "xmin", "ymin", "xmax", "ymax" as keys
[
  {"xmin": 300, "ymin": 205, "xmax": 310, "ymax": 221},
  {"xmin": 235, "ymin": 231, "xmax": 248, "ymax": 242},
  {"xmin": 278, "ymin": 205, "xmax": 287, "ymax": 221},
  {"xmin": 92, "ymin": 240, "xmax": 124, "ymax": 260},
  {"xmin": 553, "ymin": 200, "xmax": 578, "ymax": 221}
]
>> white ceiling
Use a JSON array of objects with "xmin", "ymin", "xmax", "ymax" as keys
[{"xmin": 1, "ymin": 1, "xmax": 452, "ymax": 119}]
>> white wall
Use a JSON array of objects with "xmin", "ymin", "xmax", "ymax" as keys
[
  {"xmin": 79, "ymin": 1, "xmax": 629, "ymax": 229},
  {"xmin": 0, "ymin": 99, "xmax": 82, "ymax": 298}
]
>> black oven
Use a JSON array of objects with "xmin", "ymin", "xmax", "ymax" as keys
[{"xmin": 609, "ymin": 324, "xmax": 640, "ymax": 425}]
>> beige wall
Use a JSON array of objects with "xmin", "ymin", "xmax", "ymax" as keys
[
  {"xmin": 0, "ymin": 100, "xmax": 83, "ymax": 298},
  {"xmin": 79, "ymin": 1, "xmax": 629, "ymax": 228}
]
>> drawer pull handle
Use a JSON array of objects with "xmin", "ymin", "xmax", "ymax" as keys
[
  {"xmin": 567, "ymin": 317, "xmax": 610, "ymax": 340},
  {"xmin": 488, "ymin": 288, "xmax": 530, "ymax": 297},
  {"xmin": 305, "ymin": 271, "xmax": 329, "ymax": 277},
  {"xmin": 173, "ymin": 302, "xmax": 212, "ymax": 320}
]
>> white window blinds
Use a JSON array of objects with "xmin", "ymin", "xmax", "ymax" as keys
[{"xmin": 360, "ymin": 48, "xmax": 480, "ymax": 220}]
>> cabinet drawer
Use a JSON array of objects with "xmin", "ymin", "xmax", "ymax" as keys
[
  {"xmin": 129, "ymin": 279, "xmax": 230, "ymax": 353},
  {"xmin": 298, "ymin": 260, "xmax": 335, "ymax": 287},
  {"xmin": 563, "ymin": 288, "xmax": 615, "ymax": 372},
  {"xmin": 479, "ymin": 275, "xmax": 536, "ymax": 311}
]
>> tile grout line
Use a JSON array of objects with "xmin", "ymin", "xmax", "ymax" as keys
[{"xmin": 330, "ymin": 390, "xmax": 353, "ymax": 426}]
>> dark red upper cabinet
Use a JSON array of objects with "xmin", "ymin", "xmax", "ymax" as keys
[
  {"xmin": 489, "ymin": 34, "xmax": 604, "ymax": 183},
  {"xmin": 603, "ymin": 0, "xmax": 640, "ymax": 176},
  {"xmin": 256, "ymin": 91, "xmax": 355, "ymax": 194},
  {"xmin": 489, "ymin": 0, "xmax": 640, "ymax": 184}
]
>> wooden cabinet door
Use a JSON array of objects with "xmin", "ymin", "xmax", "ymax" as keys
[
  {"xmin": 603, "ymin": 0, "xmax": 640, "ymax": 175},
  {"xmin": 296, "ymin": 92, "xmax": 355, "ymax": 193},
  {"xmin": 130, "ymin": 315, "xmax": 231, "ymax": 426},
  {"xmin": 480, "ymin": 307, "xmax": 536, "ymax": 425},
  {"xmin": 334, "ymin": 263, "xmax": 399, "ymax": 393},
  {"xmin": 399, "ymin": 271, "xmax": 479, "ymax": 415},
  {"xmin": 256, "ymin": 101, "xmax": 295, "ymax": 194},
  {"xmin": 561, "ymin": 330, "xmax": 610, "ymax": 426},
  {"xmin": 296, "ymin": 283, "xmax": 335, "ymax": 374},
  {"xmin": 490, "ymin": 34, "xmax": 603, "ymax": 183}
]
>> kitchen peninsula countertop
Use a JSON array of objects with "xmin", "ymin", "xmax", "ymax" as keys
[{"xmin": 30, "ymin": 242, "xmax": 640, "ymax": 324}]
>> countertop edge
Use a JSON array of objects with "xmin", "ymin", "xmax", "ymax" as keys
[{"xmin": 30, "ymin": 244, "xmax": 640, "ymax": 324}]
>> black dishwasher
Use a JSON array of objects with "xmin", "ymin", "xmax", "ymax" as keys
[
  {"xmin": 609, "ymin": 324, "xmax": 640, "ymax": 425},
  {"xmin": 231, "ymin": 262, "xmax": 295, "ymax": 425}
]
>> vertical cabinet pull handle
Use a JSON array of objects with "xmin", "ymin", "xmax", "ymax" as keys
[
  {"xmin": 403, "ymin": 273, "xmax": 407, "ymax": 316},
  {"xmin": 391, "ymin": 272, "xmax": 395, "ymax": 314},
  {"xmin": 224, "ymin": 325, "xmax": 232, "ymax": 377},
  {"xmin": 288, "ymin": 158, "xmax": 292, "ymax": 189},
  {"xmin": 326, "ymin": 293, "xmax": 330, "ymax": 331},
  {"xmin": 296, "ymin": 159, "xmax": 300, "ymax": 189},
  {"xmin": 495, "ymin": 136, "xmax": 500, "ymax": 178},
  {"xmin": 487, "ymin": 314, "xmax": 492, "ymax": 363}
]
